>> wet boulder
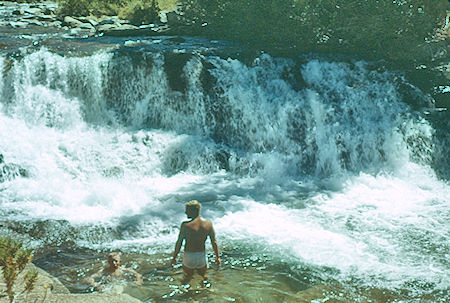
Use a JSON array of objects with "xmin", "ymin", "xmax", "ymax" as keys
[
  {"xmin": 0, "ymin": 154, "xmax": 29, "ymax": 182},
  {"xmin": 63, "ymin": 16, "xmax": 93, "ymax": 29}
]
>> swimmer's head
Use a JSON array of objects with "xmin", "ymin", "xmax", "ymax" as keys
[
  {"xmin": 185, "ymin": 200, "xmax": 201, "ymax": 218},
  {"xmin": 107, "ymin": 252, "xmax": 121, "ymax": 269}
]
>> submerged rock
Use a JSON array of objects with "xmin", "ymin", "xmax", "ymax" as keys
[
  {"xmin": 0, "ymin": 163, "xmax": 29, "ymax": 182},
  {"xmin": 0, "ymin": 154, "xmax": 29, "ymax": 182},
  {"xmin": 0, "ymin": 263, "xmax": 142, "ymax": 303},
  {"xmin": 103, "ymin": 166, "xmax": 124, "ymax": 178}
]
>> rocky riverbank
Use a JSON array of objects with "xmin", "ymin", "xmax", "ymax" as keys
[
  {"xmin": 0, "ymin": 263, "xmax": 142, "ymax": 303},
  {"xmin": 0, "ymin": 0, "xmax": 182, "ymax": 39}
]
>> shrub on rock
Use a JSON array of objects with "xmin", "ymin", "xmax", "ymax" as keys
[{"xmin": 0, "ymin": 237, "xmax": 38, "ymax": 303}]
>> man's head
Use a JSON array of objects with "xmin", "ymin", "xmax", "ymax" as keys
[
  {"xmin": 107, "ymin": 252, "xmax": 121, "ymax": 269},
  {"xmin": 185, "ymin": 200, "xmax": 201, "ymax": 218}
]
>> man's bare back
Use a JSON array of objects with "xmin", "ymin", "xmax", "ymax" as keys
[
  {"xmin": 171, "ymin": 200, "xmax": 220, "ymax": 284},
  {"xmin": 183, "ymin": 216, "xmax": 213, "ymax": 252}
]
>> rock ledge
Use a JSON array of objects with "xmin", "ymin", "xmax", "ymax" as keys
[{"xmin": 0, "ymin": 263, "xmax": 142, "ymax": 303}]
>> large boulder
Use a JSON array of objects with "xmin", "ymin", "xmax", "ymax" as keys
[
  {"xmin": 63, "ymin": 16, "xmax": 94, "ymax": 29},
  {"xmin": 96, "ymin": 23, "xmax": 119, "ymax": 32},
  {"xmin": 23, "ymin": 7, "xmax": 42, "ymax": 15}
]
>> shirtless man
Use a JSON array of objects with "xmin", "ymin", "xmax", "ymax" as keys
[
  {"xmin": 170, "ymin": 200, "xmax": 220, "ymax": 284},
  {"xmin": 86, "ymin": 252, "xmax": 143, "ymax": 291}
]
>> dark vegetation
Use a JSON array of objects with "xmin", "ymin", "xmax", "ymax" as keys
[
  {"xmin": 53, "ymin": 1, "xmax": 448, "ymax": 87},
  {"xmin": 55, "ymin": 0, "xmax": 161, "ymax": 24},
  {"xmin": 4, "ymin": 0, "xmax": 448, "ymax": 61},
  {"xmin": 178, "ymin": 0, "xmax": 448, "ymax": 63},
  {"xmin": 18, "ymin": 0, "xmax": 444, "ymax": 66}
]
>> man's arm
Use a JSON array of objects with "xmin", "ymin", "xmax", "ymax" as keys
[
  {"xmin": 123, "ymin": 267, "xmax": 143, "ymax": 285},
  {"xmin": 85, "ymin": 269, "xmax": 103, "ymax": 290},
  {"xmin": 209, "ymin": 225, "xmax": 220, "ymax": 265},
  {"xmin": 170, "ymin": 223, "xmax": 186, "ymax": 266}
]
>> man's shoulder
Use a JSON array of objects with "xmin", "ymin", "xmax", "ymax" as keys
[
  {"xmin": 180, "ymin": 220, "xmax": 193, "ymax": 229},
  {"xmin": 200, "ymin": 217, "xmax": 213, "ymax": 227},
  {"xmin": 101, "ymin": 267, "xmax": 112, "ymax": 275},
  {"xmin": 205, "ymin": 218, "xmax": 213, "ymax": 224}
]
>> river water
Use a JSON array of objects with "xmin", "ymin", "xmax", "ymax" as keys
[{"xmin": 0, "ymin": 30, "xmax": 449, "ymax": 302}]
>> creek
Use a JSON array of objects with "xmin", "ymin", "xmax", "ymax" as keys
[{"xmin": 0, "ymin": 12, "xmax": 449, "ymax": 302}]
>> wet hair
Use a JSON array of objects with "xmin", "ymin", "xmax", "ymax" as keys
[
  {"xmin": 185, "ymin": 200, "xmax": 201, "ymax": 216},
  {"xmin": 108, "ymin": 252, "xmax": 121, "ymax": 261}
]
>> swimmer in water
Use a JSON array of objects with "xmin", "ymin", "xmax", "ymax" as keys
[{"xmin": 86, "ymin": 252, "xmax": 143, "ymax": 291}]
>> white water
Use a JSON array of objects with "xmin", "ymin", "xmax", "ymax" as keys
[{"xmin": 0, "ymin": 49, "xmax": 448, "ymax": 295}]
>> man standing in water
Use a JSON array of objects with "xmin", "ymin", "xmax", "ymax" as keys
[{"xmin": 171, "ymin": 200, "xmax": 220, "ymax": 284}]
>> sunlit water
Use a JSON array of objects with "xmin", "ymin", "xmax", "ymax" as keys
[{"xmin": 0, "ymin": 45, "xmax": 448, "ymax": 302}]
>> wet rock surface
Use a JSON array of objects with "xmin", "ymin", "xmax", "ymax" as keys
[
  {"xmin": 0, "ymin": 1, "xmax": 201, "ymax": 56},
  {"xmin": 0, "ymin": 1, "xmax": 59, "ymax": 28},
  {"xmin": 0, "ymin": 0, "xmax": 176, "ymax": 42},
  {"xmin": 0, "ymin": 263, "xmax": 142, "ymax": 303},
  {"xmin": 0, "ymin": 154, "xmax": 29, "ymax": 183}
]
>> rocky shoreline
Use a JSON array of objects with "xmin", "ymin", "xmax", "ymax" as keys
[
  {"xmin": 0, "ymin": 0, "xmax": 182, "ymax": 38},
  {"xmin": 0, "ymin": 263, "xmax": 142, "ymax": 303}
]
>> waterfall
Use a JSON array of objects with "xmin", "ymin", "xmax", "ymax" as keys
[
  {"xmin": 0, "ymin": 47, "xmax": 448, "ymax": 296},
  {"xmin": 4, "ymin": 49, "xmax": 434, "ymax": 178}
]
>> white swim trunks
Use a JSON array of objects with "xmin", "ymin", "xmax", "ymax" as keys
[{"xmin": 182, "ymin": 251, "xmax": 208, "ymax": 269}]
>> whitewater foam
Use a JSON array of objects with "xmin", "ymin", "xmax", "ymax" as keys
[{"xmin": 0, "ymin": 48, "xmax": 448, "ymax": 295}]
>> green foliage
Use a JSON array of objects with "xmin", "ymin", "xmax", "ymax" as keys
[
  {"xmin": 56, "ymin": 0, "xmax": 163, "ymax": 21},
  {"xmin": 179, "ymin": 0, "xmax": 449, "ymax": 62},
  {"xmin": 3, "ymin": 0, "xmax": 39, "ymax": 3},
  {"xmin": 56, "ymin": 0, "xmax": 126, "ymax": 17},
  {"xmin": 119, "ymin": 0, "xmax": 161, "ymax": 25},
  {"xmin": 0, "ymin": 237, "xmax": 37, "ymax": 303},
  {"xmin": 158, "ymin": 0, "xmax": 178, "ymax": 11}
]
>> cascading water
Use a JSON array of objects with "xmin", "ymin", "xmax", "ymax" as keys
[{"xmin": 0, "ymin": 45, "xmax": 448, "ymax": 302}]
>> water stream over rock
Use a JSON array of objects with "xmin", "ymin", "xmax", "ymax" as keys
[{"xmin": 1, "ymin": 2, "xmax": 449, "ymax": 302}]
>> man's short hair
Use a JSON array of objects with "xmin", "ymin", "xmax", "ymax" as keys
[
  {"xmin": 185, "ymin": 200, "xmax": 201, "ymax": 215},
  {"xmin": 108, "ymin": 252, "xmax": 120, "ymax": 261}
]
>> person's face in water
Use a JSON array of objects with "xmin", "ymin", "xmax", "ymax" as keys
[{"xmin": 108, "ymin": 255, "xmax": 121, "ymax": 269}]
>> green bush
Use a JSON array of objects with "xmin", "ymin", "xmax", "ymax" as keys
[
  {"xmin": 0, "ymin": 237, "xmax": 38, "ymax": 303},
  {"xmin": 56, "ymin": 0, "xmax": 162, "ymax": 21},
  {"xmin": 179, "ymin": 0, "xmax": 449, "ymax": 62},
  {"xmin": 119, "ymin": 0, "xmax": 161, "ymax": 25},
  {"xmin": 56, "ymin": 0, "xmax": 126, "ymax": 17}
]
